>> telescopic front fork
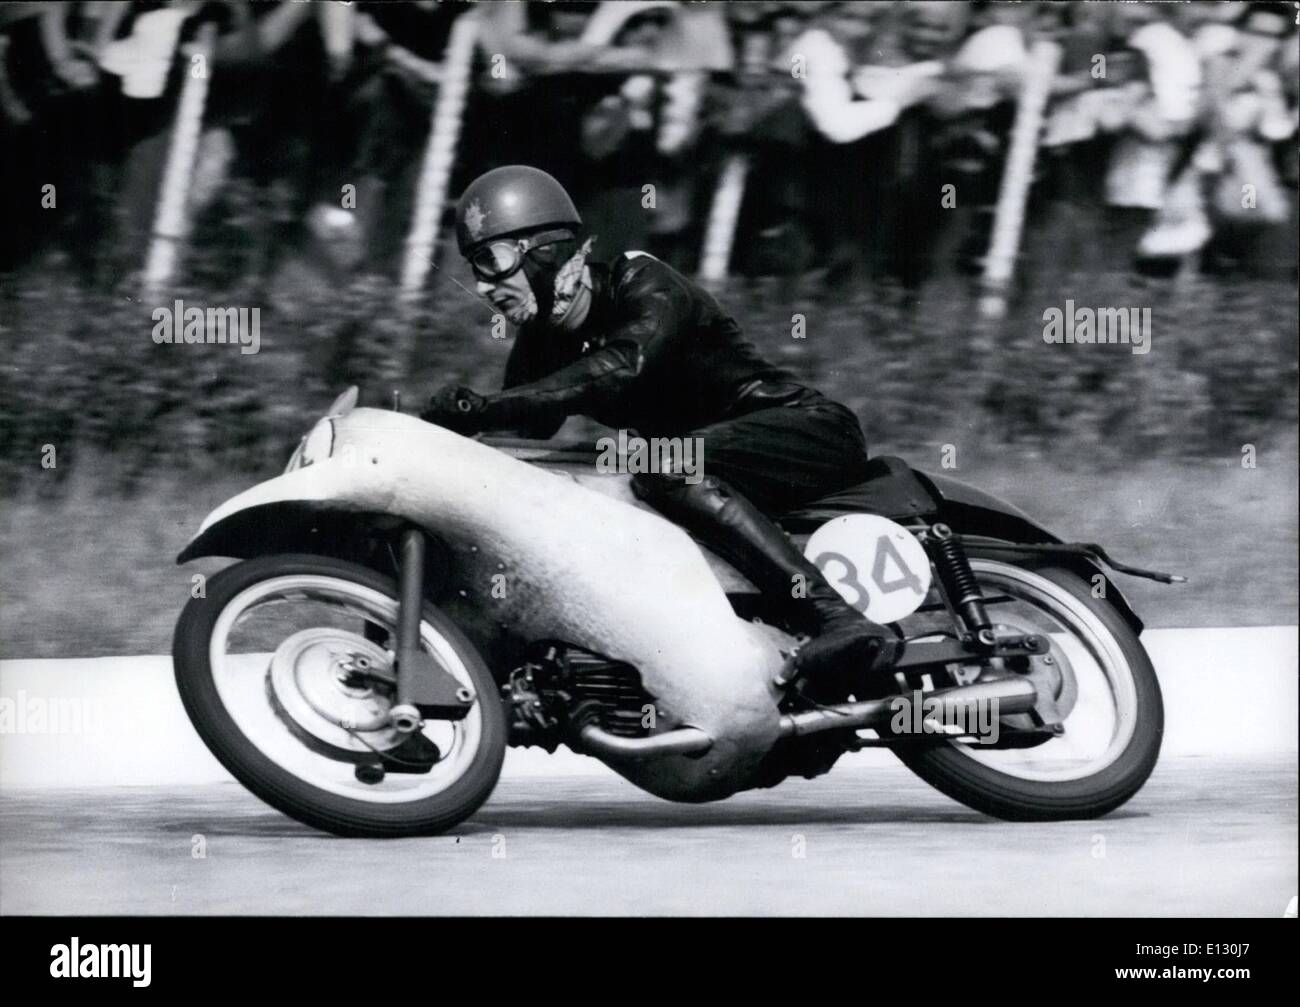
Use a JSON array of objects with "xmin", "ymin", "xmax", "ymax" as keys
[{"xmin": 389, "ymin": 527, "xmax": 474, "ymax": 732}]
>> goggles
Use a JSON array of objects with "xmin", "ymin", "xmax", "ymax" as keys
[{"xmin": 467, "ymin": 229, "xmax": 573, "ymax": 283}]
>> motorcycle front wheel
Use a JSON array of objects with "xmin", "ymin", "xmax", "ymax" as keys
[{"xmin": 173, "ymin": 554, "xmax": 507, "ymax": 837}]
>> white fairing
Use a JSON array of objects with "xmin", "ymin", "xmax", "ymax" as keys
[{"xmin": 193, "ymin": 409, "xmax": 786, "ymax": 799}]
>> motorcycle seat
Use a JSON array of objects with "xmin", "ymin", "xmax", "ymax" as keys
[{"xmin": 776, "ymin": 455, "xmax": 938, "ymax": 534}]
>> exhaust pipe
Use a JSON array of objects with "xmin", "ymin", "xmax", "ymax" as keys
[
  {"xmin": 778, "ymin": 678, "xmax": 1039, "ymax": 739},
  {"xmin": 572, "ymin": 679, "xmax": 1037, "ymax": 759},
  {"xmin": 574, "ymin": 724, "xmax": 713, "ymax": 761}
]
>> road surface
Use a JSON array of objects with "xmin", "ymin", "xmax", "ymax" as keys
[{"xmin": 2, "ymin": 754, "xmax": 1293, "ymax": 916}]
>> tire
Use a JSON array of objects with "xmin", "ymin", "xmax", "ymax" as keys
[
  {"xmin": 173, "ymin": 554, "xmax": 507, "ymax": 837},
  {"xmin": 894, "ymin": 564, "xmax": 1163, "ymax": 821}
]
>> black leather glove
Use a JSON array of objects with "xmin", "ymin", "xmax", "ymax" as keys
[{"xmin": 420, "ymin": 384, "xmax": 488, "ymax": 434}]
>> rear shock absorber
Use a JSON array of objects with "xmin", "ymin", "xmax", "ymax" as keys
[{"xmin": 928, "ymin": 524, "xmax": 995, "ymax": 649}]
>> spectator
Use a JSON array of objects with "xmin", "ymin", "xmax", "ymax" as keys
[
  {"xmin": 719, "ymin": 4, "xmax": 818, "ymax": 281},
  {"xmin": 1197, "ymin": 2, "xmax": 1298, "ymax": 276},
  {"xmin": 1101, "ymin": 10, "xmax": 1205, "ymax": 275},
  {"xmin": 788, "ymin": 1, "xmax": 946, "ymax": 286}
]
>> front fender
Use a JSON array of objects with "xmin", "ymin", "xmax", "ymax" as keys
[{"xmin": 177, "ymin": 463, "xmax": 400, "ymax": 563}]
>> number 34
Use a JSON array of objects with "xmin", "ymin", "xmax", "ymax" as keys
[{"xmin": 813, "ymin": 535, "xmax": 925, "ymax": 615}]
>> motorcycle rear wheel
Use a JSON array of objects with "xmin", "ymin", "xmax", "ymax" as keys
[{"xmin": 892, "ymin": 562, "xmax": 1163, "ymax": 821}]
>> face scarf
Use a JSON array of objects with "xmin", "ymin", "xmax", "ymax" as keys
[
  {"xmin": 548, "ymin": 237, "xmax": 595, "ymax": 326},
  {"xmin": 515, "ymin": 236, "xmax": 594, "ymax": 327}
]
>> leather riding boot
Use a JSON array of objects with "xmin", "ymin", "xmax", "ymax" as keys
[{"xmin": 634, "ymin": 475, "xmax": 903, "ymax": 692}]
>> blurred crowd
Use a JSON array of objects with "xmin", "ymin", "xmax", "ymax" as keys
[{"xmin": 2, "ymin": 0, "xmax": 1297, "ymax": 292}]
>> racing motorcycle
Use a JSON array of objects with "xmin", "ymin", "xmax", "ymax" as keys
[{"xmin": 172, "ymin": 388, "xmax": 1182, "ymax": 836}]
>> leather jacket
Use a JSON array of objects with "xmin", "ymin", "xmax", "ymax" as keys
[{"xmin": 477, "ymin": 252, "xmax": 820, "ymax": 439}]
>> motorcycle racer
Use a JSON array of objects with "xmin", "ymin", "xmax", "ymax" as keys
[{"xmin": 422, "ymin": 164, "xmax": 903, "ymax": 696}]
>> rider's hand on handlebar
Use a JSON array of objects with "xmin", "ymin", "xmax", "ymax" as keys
[{"xmin": 420, "ymin": 384, "xmax": 488, "ymax": 434}]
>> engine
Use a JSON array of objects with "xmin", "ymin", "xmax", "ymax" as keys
[{"xmin": 503, "ymin": 643, "xmax": 657, "ymax": 751}]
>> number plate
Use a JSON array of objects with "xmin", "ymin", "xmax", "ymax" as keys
[{"xmin": 804, "ymin": 514, "xmax": 932, "ymax": 624}]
